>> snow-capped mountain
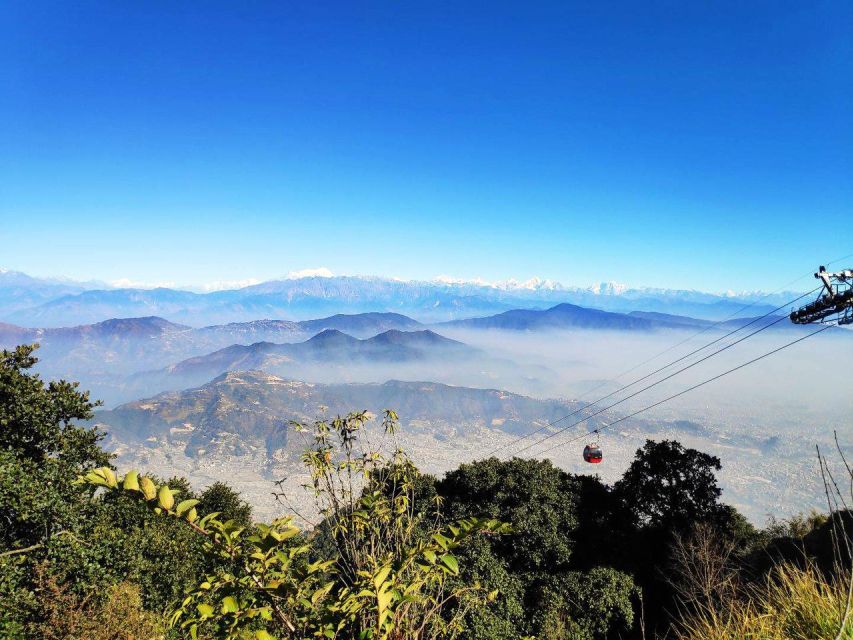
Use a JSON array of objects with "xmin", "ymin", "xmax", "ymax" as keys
[{"xmin": 0, "ymin": 269, "xmax": 794, "ymax": 327}]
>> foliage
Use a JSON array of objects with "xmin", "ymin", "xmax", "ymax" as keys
[
  {"xmin": 26, "ymin": 563, "xmax": 164, "ymax": 640},
  {"xmin": 447, "ymin": 535, "xmax": 526, "ymax": 640},
  {"xmin": 0, "ymin": 345, "xmax": 212, "ymax": 637},
  {"xmin": 764, "ymin": 509, "xmax": 829, "ymax": 540},
  {"xmin": 288, "ymin": 410, "xmax": 511, "ymax": 640},
  {"xmin": 81, "ymin": 483, "xmax": 210, "ymax": 615},
  {"xmin": 0, "ymin": 344, "xmax": 112, "ymax": 635},
  {"xmin": 83, "ymin": 411, "xmax": 510, "ymax": 639},
  {"xmin": 0, "ymin": 345, "xmax": 109, "ymax": 549},
  {"xmin": 537, "ymin": 568, "xmax": 638, "ymax": 640},
  {"xmin": 437, "ymin": 457, "xmax": 639, "ymax": 640},
  {"xmin": 199, "ymin": 481, "xmax": 254, "ymax": 527},
  {"xmin": 0, "ymin": 344, "xmax": 105, "ymax": 465},
  {"xmin": 438, "ymin": 457, "xmax": 579, "ymax": 576},
  {"xmin": 674, "ymin": 562, "xmax": 853, "ymax": 640},
  {"xmin": 614, "ymin": 439, "xmax": 723, "ymax": 532}
]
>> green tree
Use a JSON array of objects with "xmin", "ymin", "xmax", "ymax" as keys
[
  {"xmin": 438, "ymin": 457, "xmax": 579, "ymax": 576},
  {"xmin": 199, "ymin": 481, "xmax": 253, "ymax": 527},
  {"xmin": 611, "ymin": 440, "xmax": 736, "ymax": 637},
  {"xmin": 0, "ymin": 344, "xmax": 110, "ymax": 636},
  {"xmin": 614, "ymin": 440, "xmax": 723, "ymax": 532},
  {"xmin": 537, "ymin": 568, "xmax": 637, "ymax": 640},
  {"xmin": 437, "ymin": 458, "xmax": 638, "ymax": 640},
  {"xmin": 0, "ymin": 345, "xmax": 217, "ymax": 636}
]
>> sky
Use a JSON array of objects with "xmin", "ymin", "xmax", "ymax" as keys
[{"xmin": 1, "ymin": 1, "xmax": 850, "ymax": 292}]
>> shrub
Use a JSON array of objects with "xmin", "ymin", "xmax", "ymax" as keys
[
  {"xmin": 27, "ymin": 563, "xmax": 163, "ymax": 640},
  {"xmin": 82, "ymin": 411, "xmax": 510, "ymax": 640}
]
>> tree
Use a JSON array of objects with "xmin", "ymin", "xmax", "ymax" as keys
[
  {"xmin": 0, "ymin": 344, "xmax": 109, "ymax": 547},
  {"xmin": 199, "ymin": 481, "xmax": 253, "ymax": 527},
  {"xmin": 0, "ymin": 345, "xmax": 216, "ymax": 636},
  {"xmin": 438, "ymin": 457, "xmax": 579, "ymax": 576},
  {"xmin": 537, "ymin": 568, "xmax": 637, "ymax": 640},
  {"xmin": 614, "ymin": 440, "xmax": 723, "ymax": 532},
  {"xmin": 448, "ymin": 535, "xmax": 527, "ymax": 640},
  {"xmin": 437, "ymin": 458, "xmax": 638, "ymax": 640},
  {"xmin": 668, "ymin": 522, "xmax": 741, "ymax": 617},
  {"xmin": 0, "ymin": 344, "xmax": 111, "ymax": 636}
]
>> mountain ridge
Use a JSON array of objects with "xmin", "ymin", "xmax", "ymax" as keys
[
  {"xmin": 2, "ymin": 270, "xmax": 789, "ymax": 326},
  {"xmin": 160, "ymin": 328, "xmax": 476, "ymax": 386},
  {"xmin": 93, "ymin": 370, "xmax": 594, "ymax": 459}
]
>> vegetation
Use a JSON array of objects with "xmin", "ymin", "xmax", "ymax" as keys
[
  {"xmin": 1, "ymin": 343, "xmax": 850, "ymax": 639},
  {"xmin": 675, "ymin": 562, "xmax": 852, "ymax": 640}
]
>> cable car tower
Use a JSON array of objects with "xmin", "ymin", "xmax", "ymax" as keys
[{"xmin": 790, "ymin": 266, "xmax": 853, "ymax": 326}]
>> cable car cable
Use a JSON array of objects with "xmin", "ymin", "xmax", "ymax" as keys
[
  {"xmin": 594, "ymin": 261, "xmax": 848, "ymax": 383},
  {"xmin": 488, "ymin": 287, "xmax": 819, "ymax": 457},
  {"xmin": 524, "ymin": 323, "xmax": 836, "ymax": 459},
  {"xmin": 562, "ymin": 250, "xmax": 851, "ymax": 401},
  {"xmin": 487, "ymin": 254, "xmax": 850, "ymax": 458},
  {"xmin": 503, "ymin": 312, "xmax": 793, "ymax": 458}
]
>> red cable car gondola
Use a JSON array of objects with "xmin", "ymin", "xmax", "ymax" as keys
[{"xmin": 583, "ymin": 431, "xmax": 603, "ymax": 464}]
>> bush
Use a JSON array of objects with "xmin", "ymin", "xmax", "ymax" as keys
[
  {"xmin": 27, "ymin": 564, "xmax": 163, "ymax": 640},
  {"xmin": 83, "ymin": 411, "xmax": 511, "ymax": 640}
]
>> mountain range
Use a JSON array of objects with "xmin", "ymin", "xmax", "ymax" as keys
[
  {"xmin": 147, "ymin": 328, "xmax": 478, "ymax": 392},
  {"xmin": 1, "ymin": 269, "xmax": 789, "ymax": 326},
  {"xmin": 0, "ymin": 269, "xmax": 96, "ymax": 316},
  {"xmin": 441, "ymin": 303, "xmax": 666, "ymax": 331},
  {"xmin": 0, "ymin": 312, "xmax": 424, "ymax": 372},
  {"xmin": 1, "ymin": 299, "xmax": 822, "ymax": 406},
  {"xmin": 94, "ymin": 370, "xmax": 596, "ymax": 459}
]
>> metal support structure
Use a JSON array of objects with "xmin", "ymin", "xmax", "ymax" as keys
[{"xmin": 790, "ymin": 266, "xmax": 853, "ymax": 325}]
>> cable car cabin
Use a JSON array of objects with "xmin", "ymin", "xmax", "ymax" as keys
[{"xmin": 583, "ymin": 444, "xmax": 603, "ymax": 464}]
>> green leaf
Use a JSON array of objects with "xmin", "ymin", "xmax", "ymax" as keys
[
  {"xmin": 176, "ymin": 498, "xmax": 200, "ymax": 516},
  {"xmin": 158, "ymin": 485, "xmax": 175, "ymax": 511},
  {"xmin": 140, "ymin": 476, "xmax": 157, "ymax": 501},
  {"xmin": 196, "ymin": 603, "xmax": 214, "ymax": 618},
  {"xmin": 122, "ymin": 470, "xmax": 140, "ymax": 492},
  {"xmin": 439, "ymin": 554, "xmax": 459, "ymax": 575},
  {"xmin": 373, "ymin": 565, "xmax": 392, "ymax": 589},
  {"xmin": 376, "ymin": 585, "xmax": 394, "ymax": 615},
  {"xmin": 221, "ymin": 595, "xmax": 239, "ymax": 614},
  {"xmin": 96, "ymin": 467, "xmax": 118, "ymax": 487}
]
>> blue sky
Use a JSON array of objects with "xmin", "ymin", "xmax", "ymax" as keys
[{"xmin": 1, "ymin": 1, "xmax": 850, "ymax": 292}]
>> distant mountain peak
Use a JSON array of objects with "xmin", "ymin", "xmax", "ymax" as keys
[
  {"xmin": 84, "ymin": 316, "xmax": 190, "ymax": 337},
  {"xmin": 431, "ymin": 275, "xmax": 564, "ymax": 291},
  {"xmin": 311, "ymin": 328, "xmax": 349, "ymax": 337},
  {"xmin": 305, "ymin": 328, "xmax": 357, "ymax": 343},
  {"xmin": 587, "ymin": 281, "xmax": 630, "ymax": 295},
  {"xmin": 212, "ymin": 369, "xmax": 289, "ymax": 385},
  {"xmin": 369, "ymin": 328, "xmax": 462, "ymax": 346}
]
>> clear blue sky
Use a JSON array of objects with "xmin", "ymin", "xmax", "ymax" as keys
[{"xmin": 1, "ymin": 1, "xmax": 850, "ymax": 292}]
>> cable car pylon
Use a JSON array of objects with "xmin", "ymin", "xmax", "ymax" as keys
[{"xmin": 790, "ymin": 266, "xmax": 853, "ymax": 326}]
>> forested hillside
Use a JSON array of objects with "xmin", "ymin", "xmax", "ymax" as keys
[{"xmin": 1, "ymin": 344, "xmax": 850, "ymax": 639}]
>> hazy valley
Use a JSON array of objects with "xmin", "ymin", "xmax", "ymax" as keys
[{"xmin": 2, "ymin": 269, "xmax": 849, "ymax": 525}]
